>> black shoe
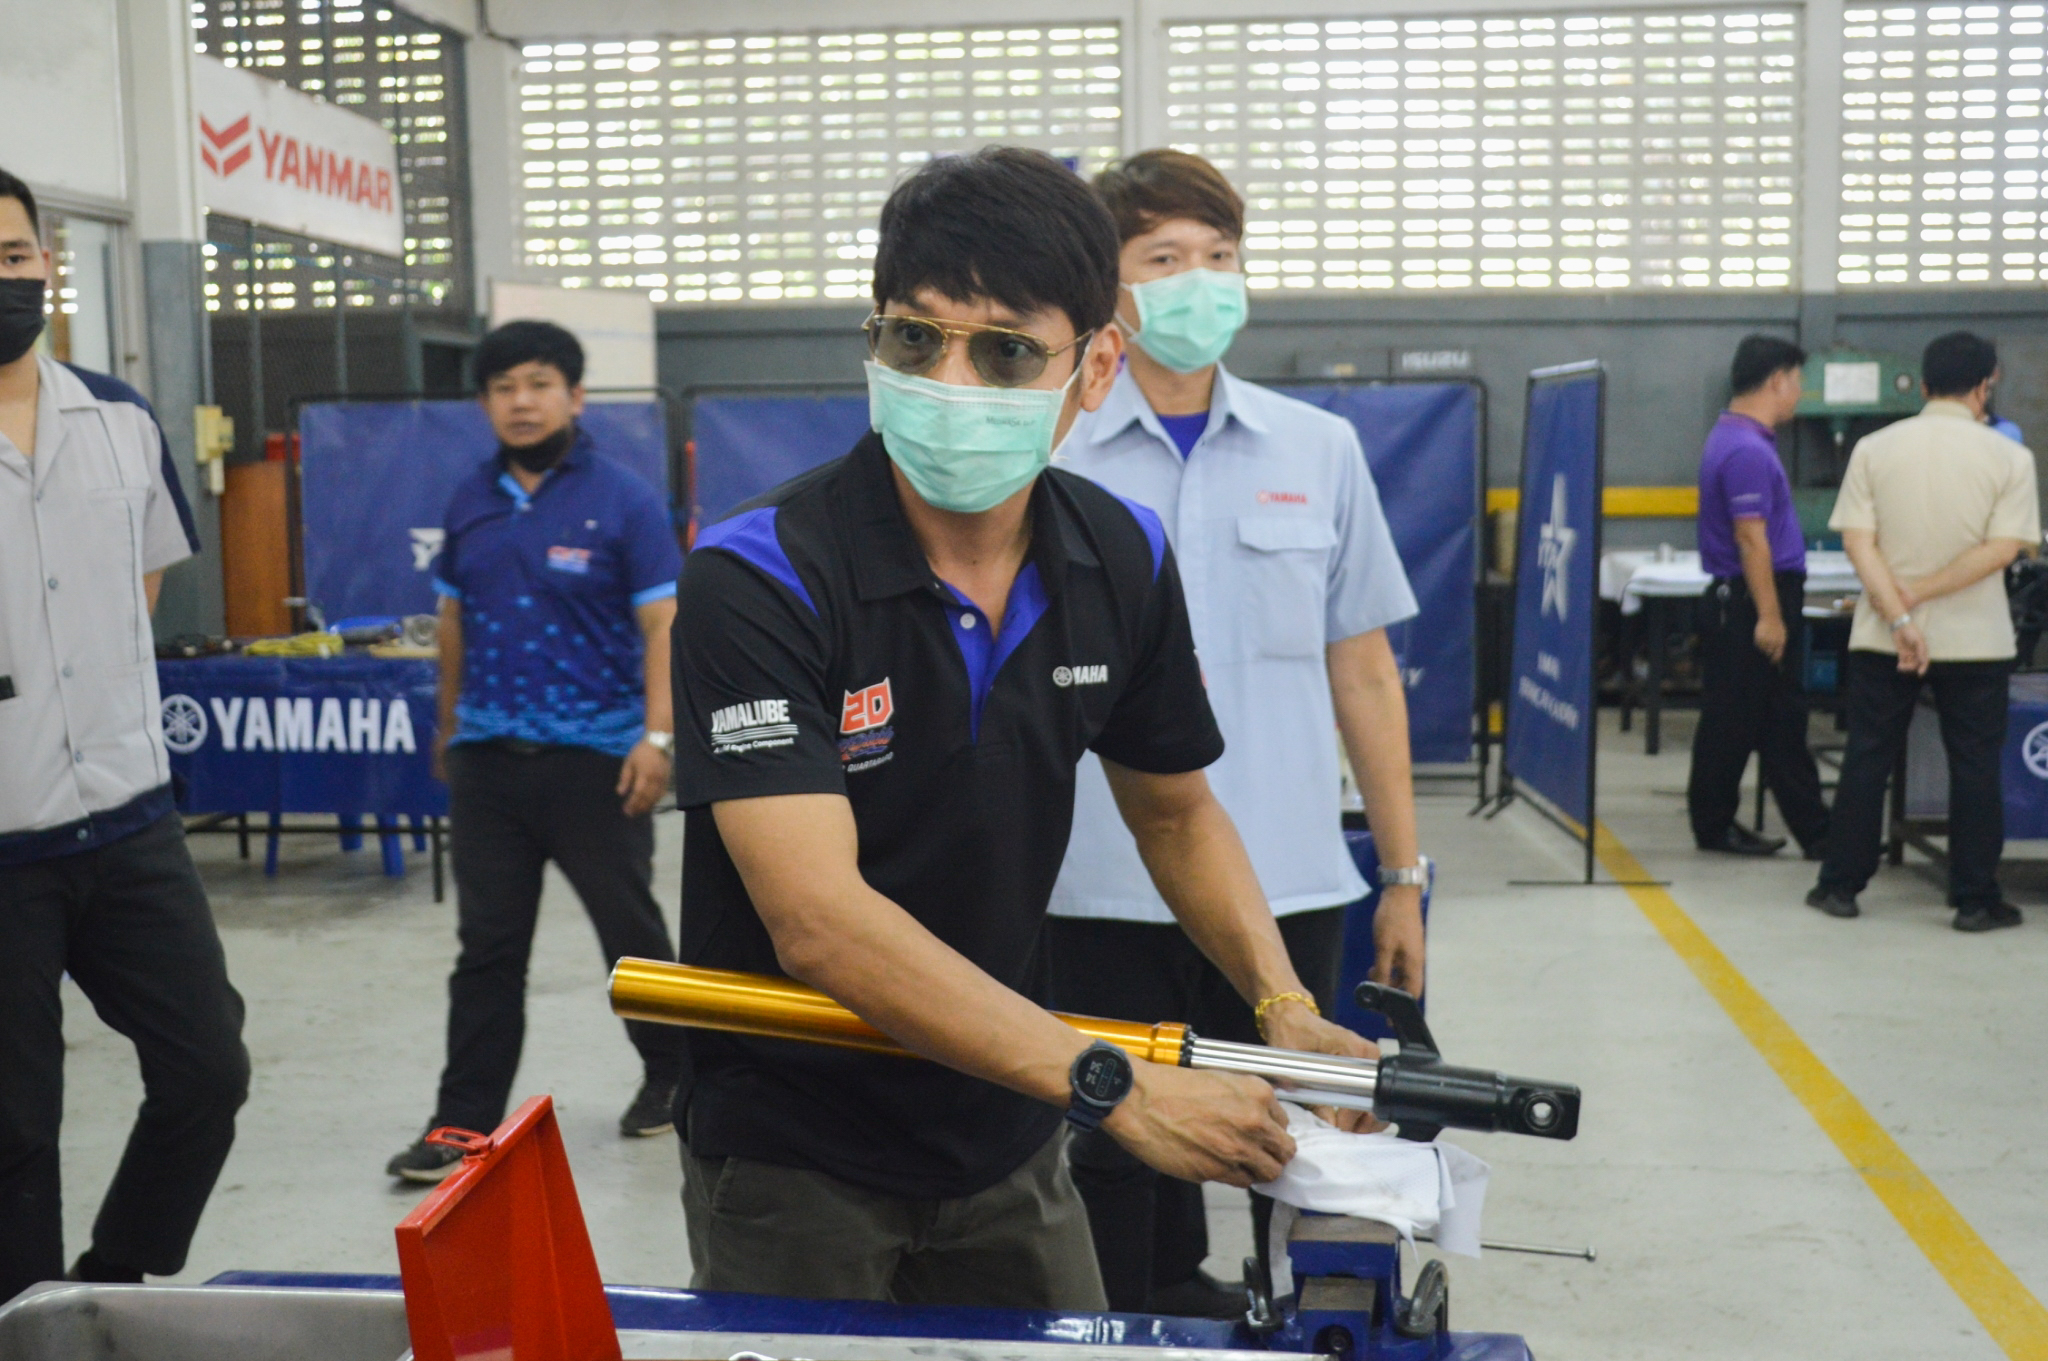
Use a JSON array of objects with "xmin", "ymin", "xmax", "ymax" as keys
[
  {"xmin": 1700, "ymin": 824, "xmax": 1787, "ymax": 856},
  {"xmin": 64, "ymin": 1249, "xmax": 144, "ymax": 1284},
  {"xmin": 1953, "ymin": 902, "xmax": 2023, "ymax": 933},
  {"xmin": 1149, "ymin": 1269, "xmax": 1246, "ymax": 1320},
  {"xmin": 1805, "ymin": 885, "xmax": 1860, "ymax": 919},
  {"xmin": 620, "ymin": 1078, "xmax": 679, "ymax": 1137},
  {"xmin": 386, "ymin": 1134, "xmax": 465, "ymax": 1183}
]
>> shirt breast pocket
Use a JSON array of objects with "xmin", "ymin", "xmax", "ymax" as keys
[
  {"xmin": 84, "ymin": 485, "xmax": 148, "ymax": 669},
  {"xmin": 1235, "ymin": 516, "xmax": 1336, "ymax": 659}
]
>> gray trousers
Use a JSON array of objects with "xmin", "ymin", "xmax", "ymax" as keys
[{"xmin": 682, "ymin": 1130, "xmax": 1107, "ymax": 1309}]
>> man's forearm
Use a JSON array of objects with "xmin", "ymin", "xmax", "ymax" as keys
[
  {"xmin": 435, "ymin": 597, "xmax": 463, "ymax": 741},
  {"xmin": 1328, "ymin": 630, "xmax": 1419, "ymax": 871},
  {"xmin": 1905, "ymin": 538, "xmax": 2027, "ymax": 605},
  {"xmin": 638, "ymin": 600, "xmax": 676, "ymax": 732},
  {"xmin": 1101, "ymin": 764, "xmax": 1305, "ymax": 1008},
  {"xmin": 1734, "ymin": 521, "xmax": 1781, "ymax": 623},
  {"xmin": 714, "ymin": 794, "xmax": 1091, "ymax": 1106}
]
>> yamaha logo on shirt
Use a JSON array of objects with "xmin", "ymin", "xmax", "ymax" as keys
[
  {"xmin": 709, "ymin": 698, "xmax": 796, "ymax": 754},
  {"xmin": 838, "ymin": 679, "xmax": 895, "ymax": 772},
  {"xmin": 1053, "ymin": 665, "xmax": 1109, "ymax": 688}
]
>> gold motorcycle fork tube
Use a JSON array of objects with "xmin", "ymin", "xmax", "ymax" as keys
[{"xmin": 607, "ymin": 959, "xmax": 1190, "ymax": 1067}]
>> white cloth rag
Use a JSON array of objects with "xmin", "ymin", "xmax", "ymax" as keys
[{"xmin": 1254, "ymin": 1106, "xmax": 1491, "ymax": 1274}]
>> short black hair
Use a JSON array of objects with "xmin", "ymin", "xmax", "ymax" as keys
[
  {"xmin": 873, "ymin": 147, "xmax": 1120, "ymax": 338},
  {"xmin": 473, "ymin": 319, "xmax": 584, "ymax": 390},
  {"xmin": 0, "ymin": 166, "xmax": 40, "ymax": 240},
  {"xmin": 1730, "ymin": 335, "xmax": 1806, "ymax": 397},
  {"xmin": 1923, "ymin": 330, "xmax": 1999, "ymax": 398}
]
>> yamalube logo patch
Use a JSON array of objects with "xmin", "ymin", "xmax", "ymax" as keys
[
  {"xmin": 1053, "ymin": 665, "xmax": 1109, "ymax": 688},
  {"xmin": 710, "ymin": 698, "xmax": 797, "ymax": 754}
]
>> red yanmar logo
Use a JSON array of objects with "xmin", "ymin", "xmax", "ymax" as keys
[
  {"xmin": 840, "ymin": 679, "xmax": 894, "ymax": 735},
  {"xmin": 198, "ymin": 112, "xmax": 395, "ymax": 213},
  {"xmin": 199, "ymin": 115, "xmax": 252, "ymax": 177}
]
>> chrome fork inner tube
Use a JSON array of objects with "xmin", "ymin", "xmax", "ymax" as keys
[{"xmin": 1185, "ymin": 1036, "xmax": 1382, "ymax": 1112}]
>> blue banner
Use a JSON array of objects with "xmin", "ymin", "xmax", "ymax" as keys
[
  {"xmin": 1503, "ymin": 365, "xmax": 1604, "ymax": 829},
  {"xmin": 692, "ymin": 394, "xmax": 870, "ymax": 526},
  {"xmin": 157, "ymin": 655, "xmax": 446, "ymax": 817},
  {"xmin": 299, "ymin": 401, "xmax": 670, "ymax": 623},
  {"xmin": 689, "ymin": 384, "xmax": 1479, "ymax": 762},
  {"xmin": 1288, "ymin": 383, "xmax": 1478, "ymax": 765}
]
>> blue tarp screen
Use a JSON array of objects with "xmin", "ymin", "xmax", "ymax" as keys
[{"xmin": 299, "ymin": 400, "xmax": 669, "ymax": 622}]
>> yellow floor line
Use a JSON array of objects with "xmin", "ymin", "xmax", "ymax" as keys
[{"xmin": 1592, "ymin": 821, "xmax": 2048, "ymax": 1359}]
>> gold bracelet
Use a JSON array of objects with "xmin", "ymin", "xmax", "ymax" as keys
[{"xmin": 1254, "ymin": 991, "xmax": 1320, "ymax": 1033}]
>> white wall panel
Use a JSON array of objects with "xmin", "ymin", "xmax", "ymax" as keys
[{"xmin": 0, "ymin": 0, "xmax": 127, "ymax": 202}]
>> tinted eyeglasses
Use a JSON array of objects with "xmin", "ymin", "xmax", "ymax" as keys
[{"xmin": 862, "ymin": 313, "xmax": 1093, "ymax": 389}]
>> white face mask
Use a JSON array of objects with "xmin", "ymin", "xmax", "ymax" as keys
[
  {"xmin": 866, "ymin": 360, "xmax": 1082, "ymax": 513},
  {"xmin": 1120, "ymin": 269, "xmax": 1249, "ymax": 373}
]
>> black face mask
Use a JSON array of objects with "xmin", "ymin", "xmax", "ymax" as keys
[
  {"xmin": 0, "ymin": 278, "xmax": 47, "ymax": 366},
  {"xmin": 501, "ymin": 424, "xmax": 574, "ymax": 474}
]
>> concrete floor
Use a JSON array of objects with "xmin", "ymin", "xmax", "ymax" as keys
[{"xmin": 55, "ymin": 708, "xmax": 2048, "ymax": 1357}]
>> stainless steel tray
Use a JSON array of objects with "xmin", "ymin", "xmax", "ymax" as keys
[{"xmin": 0, "ymin": 1284, "xmax": 410, "ymax": 1361}]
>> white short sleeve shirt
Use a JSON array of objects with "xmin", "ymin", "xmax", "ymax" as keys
[
  {"xmin": 1829, "ymin": 399, "xmax": 2042, "ymax": 661},
  {"xmin": 1049, "ymin": 364, "xmax": 1418, "ymax": 921},
  {"xmin": 0, "ymin": 356, "xmax": 199, "ymax": 850}
]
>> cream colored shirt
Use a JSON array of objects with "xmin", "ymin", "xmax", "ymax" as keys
[{"xmin": 1829, "ymin": 399, "xmax": 2041, "ymax": 660}]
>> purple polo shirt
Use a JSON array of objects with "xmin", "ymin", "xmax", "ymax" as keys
[{"xmin": 1698, "ymin": 412, "xmax": 1805, "ymax": 578}]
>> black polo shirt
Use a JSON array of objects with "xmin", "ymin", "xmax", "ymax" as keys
[{"xmin": 671, "ymin": 432, "xmax": 1224, "ymax": 1199}]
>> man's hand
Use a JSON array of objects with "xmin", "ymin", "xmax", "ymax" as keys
[
  {"xmin": 1895, "ymin": 621, "xmax": 1931, "ymax": 676},
  {"xmin": 1753, "ymin": 614, "xmax": 1787, "ymax": 664},
  {"xmin": 1367, "ymin": 885, "xmax": 1426, "ymax": 999},
  {"xmin": 1103, "ymin": 1063, "xmax": 1296, "ymax": 1186},
  {"xmin": 432, "ymin": 736, "xmax": 450, "ymax": 784},
  {"xmin": 1260, "ymin": 997, "xmax": 1384, "ymax": 1133},
  {"xmin": 617, "ymin": 739, "xmax": 671, "ymax": 816}
]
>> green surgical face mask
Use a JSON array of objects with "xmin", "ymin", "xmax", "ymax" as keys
[
  {"xmin": 1122, "ymin": 268, "xmax": 1248, "ymax": 374},
  {"xmin": 866, "ymin": 360, "xmax": 1079, "ymax": 514}
]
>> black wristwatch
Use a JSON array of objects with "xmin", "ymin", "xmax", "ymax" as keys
[{"xmin": 1065, "ymin": 1041, "xmax": 1135, "ymax": 1133}]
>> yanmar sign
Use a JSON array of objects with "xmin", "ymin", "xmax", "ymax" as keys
[{"xmin": 193, "ymin": 54, "xmax": 404, "ymax": 258}]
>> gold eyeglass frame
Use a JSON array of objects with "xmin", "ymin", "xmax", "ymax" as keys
[{"xmin": 861, "ymin": 312, "xmax": 1094, "ymax": 388}]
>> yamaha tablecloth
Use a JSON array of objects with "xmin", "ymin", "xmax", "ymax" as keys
[{"xmin": 157, "ymin": 655, "xmax": 447, "ymax": 818}]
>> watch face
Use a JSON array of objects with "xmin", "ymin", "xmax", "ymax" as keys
[{"xmin": 1074, "ymin": 1045, "xmax": 1134, "ymax": 1104}]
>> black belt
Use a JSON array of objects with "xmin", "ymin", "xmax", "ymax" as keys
[{"xmin": 480, "ymin": 737, "xmax": 558, "ymax": 756}]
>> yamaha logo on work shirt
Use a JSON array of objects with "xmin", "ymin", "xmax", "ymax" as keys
[
  {"xmin": 1053, "ymin": 665, "xmax": 1109, "ymax": 688},
  {"xmin": 709, "ymin": 698, "xmax": 796, "ymax": 754}
]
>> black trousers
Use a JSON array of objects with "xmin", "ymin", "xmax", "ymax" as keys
[
  {"xmin": 433, "ymin": 742, "xmax": 686, "ymax": 1133},
  {"xmin": 1686, "ymin": 572, "xmax": 1830, "ymax": 851},
  {"xmin": 1042, "ymin": 908, "xmax": 1344, "ymax": 1312},
  {"xmin": 1818, "ymin": 652, "xmax": 2011, "ymax": 910},
  {"xmin": 0, "ymin": 811, "xmax": 250, "ymax": 1301}
]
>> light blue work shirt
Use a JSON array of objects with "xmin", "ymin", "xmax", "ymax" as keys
[{"xmin": 1048, "ymin": 364, "xmax": 1417, "ymax": 922}]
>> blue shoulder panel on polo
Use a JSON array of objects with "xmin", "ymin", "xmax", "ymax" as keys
[
  {"xmin": 1108, "ymin": 491, "xmax": 1166, "ymax": 581},
  {"xmin": 695, "ymin": 505, "xmax": 818, "ymax": 614}
]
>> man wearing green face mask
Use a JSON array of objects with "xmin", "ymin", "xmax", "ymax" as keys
[
  {"xmin": 1044, "ymin": 150, "xmax": 1427, "ymax": 1316},
  {"xmin": 669, "ymin": 147, "xmax": 1379, "ymax": 1308}
]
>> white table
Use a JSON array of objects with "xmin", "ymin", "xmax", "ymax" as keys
[
  {"xmin": 1599, "ymin": 549, "xmax": 1862, "ymax": 615},
  {"xmin": 1598, "ymin": 549, "xmax": 1863, "ymax": 754}
]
